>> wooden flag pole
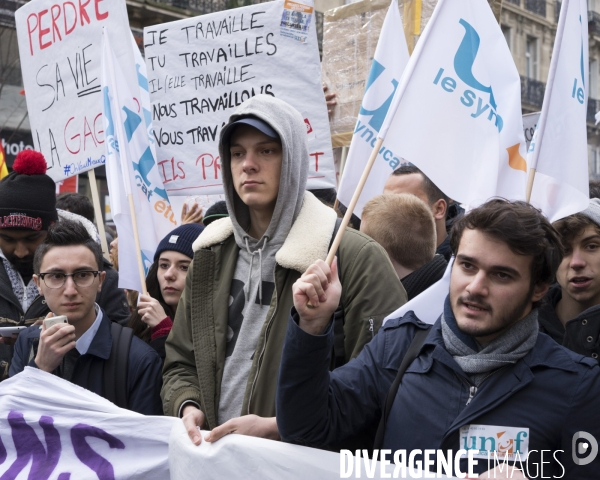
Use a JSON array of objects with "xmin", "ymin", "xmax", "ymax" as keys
[
  {"xmin": 325, "ymin": 138, "xmax": 384, "ymax": 265},
  {"xmin": 87, "ymin": 169, "xmax": 110, "ymax": 260},
  {"xmin": 127, "ymin": 193, "xmax": 148, "ymax": 296},
  {"xmin": 525, "ymin": 167, "xmax": 536, "ymax": 203}
]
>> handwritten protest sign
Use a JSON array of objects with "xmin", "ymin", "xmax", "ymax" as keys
[
  {"xmin": 143, "ymin": 0, "xmax": 336, "ymax": 196},
  {"xmin": 15, "ymin": 0, "xmax": 134, "ymax": 182}
]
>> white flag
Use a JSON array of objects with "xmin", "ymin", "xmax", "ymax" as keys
[
  {"xmin": 379, "ymin": 0, "xmax": 527, "ymax": 208},
  {"xmin": 337, "ymin": 0, "xmax": 409, "ymax": 217},
  {"xmin": 102, "ymin": 28, "xmax": 178, "ymax": 292},
  {"xmin": 527, "ymin": 0, "xmax": 589, "ymax": 222}
]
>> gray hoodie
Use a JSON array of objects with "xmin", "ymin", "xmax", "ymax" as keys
[{"xmin": 217, "ymin": 95, "xmax": 308, "ymax": 423}]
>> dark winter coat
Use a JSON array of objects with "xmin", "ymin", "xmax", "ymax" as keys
[{"xmin": 277, "ymin": 305, "xmax": 600, "ymax": 478}]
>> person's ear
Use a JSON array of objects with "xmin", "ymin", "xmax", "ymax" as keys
[
  {"xmin": 97, "ymin": 271, "xmax": 106, "ymax": 293},
  {"xmin": 431, "ymin": 199, "xmax": 448, "ymax": 221},
  {"xmin": 32, "ymin": 274, "xmax": 43, "ymax": 296},
  {"xmin": 532, "ymin": 282, "xmax": 550, "ymax": 303}
]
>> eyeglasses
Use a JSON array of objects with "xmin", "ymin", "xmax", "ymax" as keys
[{"xmin": 38, "ymin": 271, "xmax": 101, "ymax": 289}]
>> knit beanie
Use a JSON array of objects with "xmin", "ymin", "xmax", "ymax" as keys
[
  {"xmin": 580, "ymin": 198, "xmax": 600, "ymax": 227},
  {"xmin": 0, "ymin": 151, "xmax": 58, "ymax": 231},
  {"xmin": 202, "ymin": 200, "xmax": 229, "ymax": 226},
  {"xmin": 154, "ymin": 223, "xmax": 204, "ymax": 262}
]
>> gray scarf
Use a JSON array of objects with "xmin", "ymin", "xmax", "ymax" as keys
[
  {"xmin": 1, "ymin": 257, "xmax": 39, "ymax": 312},
  {"xmin": 442, "ymin": 309, "xmax": 539, "ymax": 386}
]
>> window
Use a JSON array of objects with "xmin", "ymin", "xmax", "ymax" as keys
[
  {"xmin": 589, "ymin": 145, "xmax": 600, "ymax": 176},
  {"xmin": 526, "ymin": 36, "xmax": 539, "ymax": 80},
  {"xmin": 590, "ymin": 59, "xmax": 599, "ymax": 100},
  {"xmin": 501, "ymin": 25, "xmax": 511, "ymax": 51}
]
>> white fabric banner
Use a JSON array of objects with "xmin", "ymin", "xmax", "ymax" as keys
[
  {"xmin": 527, "ymin": 0, "xmax": 590, "ymax": 223},
  {"xmin": 0, "ymin": 368, "xmax": 458, "ymax": 479},
  {"xmin": 379, "ymin": 0, "xmax": 527, "ymax": 208},
  {"xmin": 102, "ymin": 29, "xmax": 178, "ymax": 292},
  {"xmin": 142, "ymin": 0, "xmax": 336, "ymax": 196},
  {"xmin": 0, "ymin": 367, "xmax": 173, "ymax": 479},
  {"xmin": 14, "ymin": 0, "xmax": 133, "ymax": 181},
  {"xmin": 336, "ymin": 0, "xmax": 409, "ymax": 217}
]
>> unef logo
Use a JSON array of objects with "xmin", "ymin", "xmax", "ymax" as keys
[
  {"xmin": 432, "ymin": 18, "xmax": 504, "ymax": 133},
  {"xmin": 571, "ymin": 15, "xmax": 586, "ymax": 105},
  {"xmin": 460, "ymin": 425, "xmax": 529, "ymax": 460}
]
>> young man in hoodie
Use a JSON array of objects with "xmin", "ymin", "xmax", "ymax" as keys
[
  {"xmin": 161, "ymin": 95, "xmax": 406, "ymax": 444},
  {"xmin": 538, "ymin": 198, "xmax": 600, "ymax": 361}
]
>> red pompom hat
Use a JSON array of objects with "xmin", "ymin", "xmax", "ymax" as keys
[{"xmin": 0, "ymin": 151, "xmax": 57, "ymax": 231}]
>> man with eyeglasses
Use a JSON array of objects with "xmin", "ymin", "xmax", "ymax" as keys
[{"xmin": 9, "ymin": 220, "xmax": 163, "ymax": 415}]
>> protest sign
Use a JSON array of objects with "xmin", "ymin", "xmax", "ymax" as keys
[
  {"xmin": 15, "ymin": 0, "xmax": 135, "ymax": 182},
  {"xmin": 143, "ymin": 0, "xmax": 336, "ymax": 196}
]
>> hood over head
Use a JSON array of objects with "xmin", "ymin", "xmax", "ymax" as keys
[{"xmin": 219, "ymin": 95, "xmax": 309, "ymax": 250}]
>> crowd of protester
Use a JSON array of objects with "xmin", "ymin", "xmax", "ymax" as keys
[{"xmin": 0, "ymin": 93, "xmax": 599, "ymax": 478}]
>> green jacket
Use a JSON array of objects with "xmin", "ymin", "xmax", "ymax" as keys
[{"xmin": 161, "ymin": 193, "xmax": 407, "ymax": 426}]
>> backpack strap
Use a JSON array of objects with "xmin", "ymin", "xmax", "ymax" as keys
[
  {"xmin": 329, "ymin": 217, "xmax": 345, "ymax": 369},
  {"xmin": 373, "ymin": 326, "xmax": 432, "ymax": 449},
  {"xmin": 104, "ymin": 322, "xmax": 133, "ymax": 409}
]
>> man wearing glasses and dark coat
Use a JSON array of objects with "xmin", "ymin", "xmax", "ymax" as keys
[{"xmin": 9, "ymin": 219, "xmax": 163, "ymax": 415}]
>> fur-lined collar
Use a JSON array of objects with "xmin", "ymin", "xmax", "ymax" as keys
[{"xmin": 192, "ymin": 192, "xmax": 338, "ymax": 273}]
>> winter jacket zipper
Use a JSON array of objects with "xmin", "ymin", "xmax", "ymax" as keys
[
  {"xmin": 369, "ymin": 318, "xmax": 374, "ymax": 338},
  {"xmin": 457, "ymin": 367, "xmax": 506, "ymax": 406}
]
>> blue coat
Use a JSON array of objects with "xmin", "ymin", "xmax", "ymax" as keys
[
  {"xmin": 277, "ymin": 307, "xmax": 600, "ymax": 478},
  {"xmin": 9, "ymin": 312, "xmax": 163, "ymax": 416}
]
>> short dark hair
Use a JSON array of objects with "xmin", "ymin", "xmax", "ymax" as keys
[
  {"xmin": 34, "ymin": 219, "xmax": 104, "ymax": 273},
  {"xmin": 449, "ymin": 199, "xmax": 563, "ymax": 288},
  {"xmin": 392, "ymin": 165, "xmax": 450, "ymax": 206},
  {"xmin": 553, "ymin": 213, "xmax": 600, "ymax": 251},
  {"xmin": 56, "ymin": 193, "xmax": 95, "ymax": 223}
]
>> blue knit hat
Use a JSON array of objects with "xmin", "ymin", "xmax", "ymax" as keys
[{"xmin": 154, "ymin": 223, "xmax": 204, "ymax": 262}]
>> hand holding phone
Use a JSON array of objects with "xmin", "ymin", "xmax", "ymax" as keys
[
  {"xmin": 43, "ymin": 315, "xmax": 68, "ymax": 329},
  {"xmin": 35, "ymin": 314, "xmax": 76, "ymax": 373}
]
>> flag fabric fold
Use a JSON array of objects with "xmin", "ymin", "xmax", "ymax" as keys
[
  {"xmin": 527, "ymin": 0, "xmax": 589, "ymax": 223},
  {"xmin": 336, "ymin": 0, "xmax": 409, "ymax": 218},
  {"xmin": 378, "ymin": 0, "xmax": 527, "ymax": 209},
  {"xmin": 102, "ymin": 28, "xmax": 178, "ymax": 292}
]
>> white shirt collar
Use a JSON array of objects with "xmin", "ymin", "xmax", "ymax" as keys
[{"xmin": 76, "ymin": 305, "xmax": 103, "ymax": 355}]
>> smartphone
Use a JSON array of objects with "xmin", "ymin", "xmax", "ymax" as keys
[{"xmin": 43, "ymin": 315, "xmax": 68, "ymax": 329}]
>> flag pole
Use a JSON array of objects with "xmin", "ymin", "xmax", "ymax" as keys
[
  {"xmin": 525, "ymin": 168, "xmax": 536, "ymax": 203},
  {"xmin": 127, "ymin": 193, "xmax": 148, "ymax": 296},
  {"xmin": 87, "ymin": 169, "xmax": 110, "ymax": 260},
  {"xmin": 325, "ymin": 138, "xmax": 384, "ymax": 265}
]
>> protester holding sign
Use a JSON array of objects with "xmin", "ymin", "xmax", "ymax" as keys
[
  {"xmin": 161, "ymin": 95, "xmax": 405, "ymax": 445},
  {"xmin": 9, "ymin": 219, "xmax": 163, "ymax": 415},
  {"xmin": 129, "ymin": 223, "xmax": 203, "ymax": 359},
  {"xmin": 277, "ymin": 200, "xmax": 600, "ymax": 477}
]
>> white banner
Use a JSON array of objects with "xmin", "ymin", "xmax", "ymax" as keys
[
  {"xmin": 102, "ymin": 30, "xmax": 178, "ymax": 292},
  {"xmin": 0, "ymin": 368, "xmax": 172, "ymax": 479},
  {"xmin": 527, "ymin": 0, "xmax": 590, "ymax": 222},
  {"xmin": 15, "ymin": 0, "xmax": 134, "ymax": 182},
  {"xmin": 379, "ymin": 0, "xmax": 527, "ymax": 208},
  {"xmin": 337, "ymin": 0, "xmax": 409, "ymax": 218},
  {"xmin": 0, "ymin": 368, "xmax": 460, "ymax": 479},
  {"xmin": 143, "ymin": 0, "xmax": 336, "ymax": 196}
]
